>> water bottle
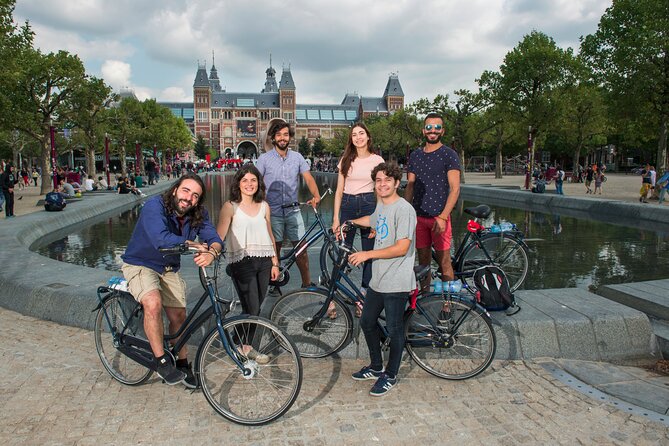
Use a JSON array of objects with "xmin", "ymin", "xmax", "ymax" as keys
[
  {"xmin": 499, "ymin": 222, "xmax": 514, "ymax": 232},
  {"xmin": 489, "ymin": 224, "xmax": 501, "ymax": 233},
  {"xmin": 431, "ymin": 281, "xmax": 443, "ymax": 293},
  {"xmin": 444, "ymin": 280, "xmax": 462, "ymax": 293}
]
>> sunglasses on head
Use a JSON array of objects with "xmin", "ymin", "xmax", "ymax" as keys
[{"xmin": 424, "ymin": 124, "xmax": 443, "ymax": 131}]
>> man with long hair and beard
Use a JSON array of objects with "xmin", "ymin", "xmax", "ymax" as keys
[{"xmin": 121, "ymin": 172, "xmax": 223, "ymax": 387}]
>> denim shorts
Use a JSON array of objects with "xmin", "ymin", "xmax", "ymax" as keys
[{"xmin": 270, "ymin": 210, "xmax": 306, "ymax": 242}]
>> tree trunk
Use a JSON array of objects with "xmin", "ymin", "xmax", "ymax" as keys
[
  {"xmin": 495, "ymin": 138, "xmax": 503, "ymax": 179},
  {"xmin": 86, "ymin": 147, "xmax": 96, "ymax": 176},
  {"xmin": 657, "ymin": 117, "xmax": 668, "ymax": 172},
  {"xmin": 459, "ymin": 147, "xmax": 466, "ymax": 184},
  {"xmin": 40, "ymin": 134, "xmax": 52, "ymax": 194},
  {"xmin": 120, "ymin": 144, "xmax": 127, "ymax": 177},
  {"xmin": 572, "ymin": 142, "xmax": 582, "ymax": 181}
]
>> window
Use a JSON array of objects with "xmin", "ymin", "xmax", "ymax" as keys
[
  {"xmin": 237, "ymin": 98, "xmax": 254, "ymax": 107},
  {"xmin": 283, "ymin": 112, "xmax": 293, "ymax": 121},
  {"xmin": 197, "ymin": 111, "xmax": 208, "ymax": 122},
  {"xmin": 211, "ymin": 110, "xmax": 219, "ymax": 119}
]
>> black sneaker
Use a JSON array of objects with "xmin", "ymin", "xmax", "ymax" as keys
[
  {"xmin": 178, "ymin": 363, "xmax": 198, "ymax": 389},
  {"xmin": 156, "ymin": 356, "xmax": 186, "ymax": 385},
  {"xmin": 370, "ymin": 373, "xmax": 397, "ymax": 397},
  {"xmin": 352, "ymin": 365, "xmax": 384, "ymax": 381}
]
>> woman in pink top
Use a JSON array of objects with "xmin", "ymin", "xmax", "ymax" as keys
[{"xmin": 331, "ymin": 123, "xmax": 384, "ymax": 315}]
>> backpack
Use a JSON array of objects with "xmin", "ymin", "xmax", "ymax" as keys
[
  {"xmin": 473, "ymin": 266, "xmax": 520, "ymax": 315},
  {"xmin": 44, "ymin": 192, "xmax": 66, "ymax": 212}
]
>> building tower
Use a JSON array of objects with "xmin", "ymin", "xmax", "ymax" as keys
[
  {"xmin": 193, "ymin": 61, "xmax": 211, "ymax": 145},
  {"xmin": 209, "ymin": 51, "xmax": 223, "ymax": 92},
  {"xmin": 262, "ymin": 55, "xmax": 278, "ymax": 93},
  {"xmin": 383, "ymin": 73, "xmax": 404, "ymax": 113},
  {"xmin": 279, "ymin": 66, "xmax": 296, "ymax": 125}
]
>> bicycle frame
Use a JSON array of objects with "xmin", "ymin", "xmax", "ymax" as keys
[{"xmin": 94, "ymin": 257, "xmax": 248, "ymax": 373}]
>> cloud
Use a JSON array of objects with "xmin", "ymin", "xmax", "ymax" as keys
[
  {"xmin": 101, "ymin": 60, "xmax": 132, "ymax": 90},
  {"xmin": 14, "ymin": 0, "xmax": 613, "ymax": 105}
]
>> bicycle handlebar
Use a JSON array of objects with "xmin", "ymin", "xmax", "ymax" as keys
[
  {"xmin": 280, "ymin": 187, "xmax": 333, "ymax": 209},
  {"xmin": 158, "ymin": 244, "xmax": 207, "ymax": 256}
]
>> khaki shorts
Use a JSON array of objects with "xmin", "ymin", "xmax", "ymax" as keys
[{"xmin": 121, "ymin": 263, "xmax": 187, "ymax": 308}]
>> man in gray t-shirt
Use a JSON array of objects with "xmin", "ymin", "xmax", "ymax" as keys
[{"xmin": 346, "ymin": 162, "xmax": 416, "ymax": 397}]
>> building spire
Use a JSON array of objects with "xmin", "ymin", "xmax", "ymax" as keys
[{"xmin": 212, "ymin": 50, "xmax": 215, "ymax": 68}]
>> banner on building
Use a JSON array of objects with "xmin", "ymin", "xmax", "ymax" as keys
[{"xmin": 237, "ymin": 120, "xmax": 257, "ymax": 137}]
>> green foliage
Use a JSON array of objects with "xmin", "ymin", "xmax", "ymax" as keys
[
  {"xmin": 324, "ymin": 128, "xmax": 348, "ymax": 156},
  {"xmin": 298, "ymin": 135, "xmax": 310, "ymax": 154},
  {"xmin": 311, "ymin": 135, "xmax": 325, "ymax": 156},
  {"xmin": 194, "ymin": 134, "xmax": 208, "ymax": 160},
  {"xmin": 581, "ymin": 0, "xmax": 669, "ymax": 168}
]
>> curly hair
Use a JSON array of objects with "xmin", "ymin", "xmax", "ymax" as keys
[
  {"xmin": 371, "ymin": 161, "xmax": 403, "ymax": 183},
  {"xmin": 264, "ymin": 118, "xmax": 295, "ymax": 149},
  {"xmin": 229, "ymin": 164, "xmax": 266, "ymax": 203},
  {"xmin": 339, "ymin": 122, "xmax": 377, "ymax": 179},
  {"xmin": 161, "ymin": 172, "xmax": 208, "ymax": 229}
]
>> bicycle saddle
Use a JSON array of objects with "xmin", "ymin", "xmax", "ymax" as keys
[
  {"xmin": 463, "ymin": 204, "xmax": 491, "ymax": 219},
  {"xmin": 413, "ymin": 265, "xmax": 431, "ymax": 282}
]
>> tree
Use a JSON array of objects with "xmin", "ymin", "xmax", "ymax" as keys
[
  {"xmin": 106, "ymin": 97, "xmax": 145, "ymax": 176},
  {"xmin": 9, "ymin": 48, "xmax": 87, "ymax": 193},
  {"xmin": 194, "ymin": 134, "xmax": 208, "ymax": 160},
  {"xmin": 581, "ymin": 0, "xmax": 669, "ymax": 170},
  {"xmin": 479, "ymin": 31, "xmax": 576, "ymax": 182},
  {"xmin": 311, "ymin": 135, "xmax": 325, "ymax": 157},
  {"xmin": 298, "ymin": 135, "xmax": 310, "ymax": 154},
  {"xmin": 68, "ymin": 76, "xmax": 116, "ymax": 175}
]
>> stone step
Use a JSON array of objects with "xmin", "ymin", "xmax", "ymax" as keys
[
  {"xmin": 650, "ymin": 318, "xmax": 669, "ymax": 359},
  {"xmin": 596, "ymin": 279, "xmax": 669, "ymax": 320}
]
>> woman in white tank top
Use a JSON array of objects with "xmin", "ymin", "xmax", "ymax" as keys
[{"xmin": 217, "ymin": 165, "xmax": 279, "ymax": 363}]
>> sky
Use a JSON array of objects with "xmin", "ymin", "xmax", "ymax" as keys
[{"xmin": 14, "ymin": 0, "xmax": 612, "ymax": 105}]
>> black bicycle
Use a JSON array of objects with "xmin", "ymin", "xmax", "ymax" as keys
[
  {"xmin": 93, "ymin": 244, "xmax": 303, "ymax": 425},
  {"xmin": 271, "ymin": 224, "xmax": 497, "ymax": 380},
  {"xmin": 436, "ymin": 204, "xmax": 530, "ymax": 292}
]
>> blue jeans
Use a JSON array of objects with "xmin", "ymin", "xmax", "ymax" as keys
[
  {"xmin": 556, "ymin": 181, "xmax": 564, "ymax": 195},
  {"xmin": 339, "ymin": 192, "xmax": 376, "ymax": 288},
  {"xmin": 360, "ymin": 288, "xmax": 408, "ymax": 378}
]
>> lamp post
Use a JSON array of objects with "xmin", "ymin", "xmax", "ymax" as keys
[
  {"xmin": 50, "ymin": 122, "xmax": 58, "ymax": 189},
  {"xmin": 524, "ymin": 126, "xmax": 532, "ymax": 190},
  {"xmin": 135, "ymin": 141, "xmax": 140, "ymax": 175},
  {"xmin": 104, "ymin": 133, "xmax": 111, "ymax": 186}
]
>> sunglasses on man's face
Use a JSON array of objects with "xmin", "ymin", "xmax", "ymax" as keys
[{"xmin": 424, "ymin": 124, "xmax": 443, "ymax": 131}]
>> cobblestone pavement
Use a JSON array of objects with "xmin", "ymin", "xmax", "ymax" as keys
[{"xmin": 1, "ymin": 308, "xmax": 667, "ymax": 445}]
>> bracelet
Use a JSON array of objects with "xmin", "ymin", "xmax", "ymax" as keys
[
  {"xmin": 436, "ymin": 215, "xmax": 447, "ymax": 222},
  {"xmin": 272, "ymin": 264, "xmax": 280, "ymax": 268}
]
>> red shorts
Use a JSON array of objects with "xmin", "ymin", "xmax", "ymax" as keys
[{"xmin": 416, "ymin": 216, "xmax": 452, "ymax": 251}]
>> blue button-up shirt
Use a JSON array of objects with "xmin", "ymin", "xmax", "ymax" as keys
[
  {"xmin": 256, "ymin": 149, "xmax": 310, "ymax": 216},
  {"xmin": 121, "ymin": 195, "xmax": 223, "ymax": 274}
]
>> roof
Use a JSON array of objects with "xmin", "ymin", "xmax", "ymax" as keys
[
  {"xmin": 295, "ymin": 104, "xmax": 358, "ymax": 124},
  {"xmin": 210, "ymin": 92, "xmax": 280, "ymax": 108},
  {"xmin": 360, "ymin": 97, "xmax": 388, "ymax": 113},
  {"xmin": 193, "ymin": 64, "xmax": 210, "ymax": 88},
  {"xmin": 383, "ymin": 74, "xmax": 404, "ymax": 97},
  {"xmin": 341, "ymin": 93, "xmax": 360, "ymax": 107},
  {"xmin": 279, "ymin": 68, "xmax": 295, "ymax": 90}
]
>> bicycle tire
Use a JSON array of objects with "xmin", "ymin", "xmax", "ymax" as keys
[
  {"xmin": 405, "ymin": 295, "xmax": 496, "ymax": 380},
  {"xmin": 458, "ymin": 233, "xmax": 529, "ymax": 291},
  {"xmin": 94, "ymin": 292, "xmax": 153, "ymax": 386},
  {"xmin": 270, "ymin": 289, "xmax": 352, "ymax": 358},
  {"xmin": 197, "ymin": 316, "xmax": 303, "ymax": 425},
  {"xmin": 318, "ymin": 237, "xmax": 339, "ymax": 287}
]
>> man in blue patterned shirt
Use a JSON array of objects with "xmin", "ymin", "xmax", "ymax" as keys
[{"xmin": 256, "ymin": 118, "xmax": 321, "ymax": 288}]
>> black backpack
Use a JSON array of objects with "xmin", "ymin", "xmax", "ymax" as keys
[
  {"xmin": 44, "ymin": 192, "xmax": 66, "ymax": 212},
  {"xmin": 473, "ymin": 266, "xmax": 520, "ymax": 315}
]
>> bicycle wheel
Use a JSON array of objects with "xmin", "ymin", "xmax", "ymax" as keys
[
  {"xmin": 405, "ymin": 295, "xmax": 496, "ymax": 380},
  {"xmin": 94, "ymin": 292, "xmax": 153, "ymax": 385},
  {"xmin": 270, "ymin": 290, "xmax": 352, "ymax": 358},
  {"xmin": 458, "ymin": 233, "xmax": 528, "ymax": 291},
  {"xmin": 197, "ymin": 317, "xmax": 302, "ymax": 425}
]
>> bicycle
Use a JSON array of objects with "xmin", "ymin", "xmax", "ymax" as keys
[
  {"xmin": 93, "ymin": 244, "xmax": 303, "ymax": 425},
  {"xmin": 269, "ymin": 187, "xmax": 337, "ymax": 289},
  {"xmin": 434, "ymin": 204, "xmax": 529, "ymax": 292},
  {"xmin": 270, "ymin": 224, "xmax": 497, "ymax": 380}
]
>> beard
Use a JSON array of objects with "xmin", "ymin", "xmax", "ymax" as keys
[
  {"xmin": 425, "ymin": 134, "xmax": 442, "ymax": 144},
  {"xmin": 275, "ymin": 139, "xmax": 290, "ymax": 150},
  {"xmin": 173, "ymin": 195, "xmax": 194, "ymax": 216}
]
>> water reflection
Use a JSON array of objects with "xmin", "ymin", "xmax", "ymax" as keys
[{"xmin": 33, "ymin": 173, "xmax": 669, "ymax": 290}]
